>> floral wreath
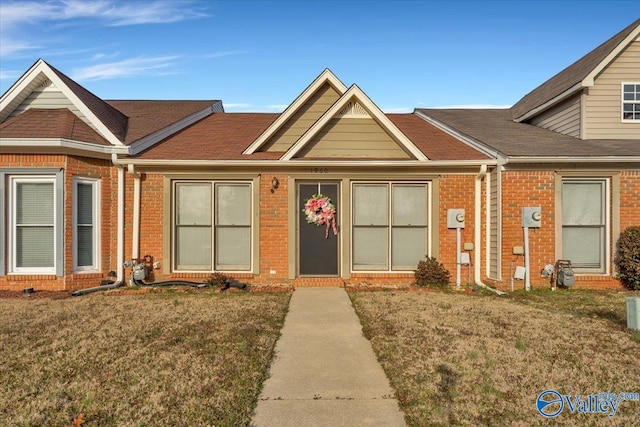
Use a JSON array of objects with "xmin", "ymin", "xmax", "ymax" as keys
[{"xmin": 303, "ymin": 193, "xmax": 338, "ymax": 238}]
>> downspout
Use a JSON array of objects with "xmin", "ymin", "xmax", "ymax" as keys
[
  {"xmin": 128, "ymin": 164, "xmax": 141, "ymax": 261},
  {"xmin": 475, "ymin": 165, "xmax": 506, "ymax": 296},
  {"xmin": 112, "ymin": 153, "xmax": 126, "ymax": 284}
]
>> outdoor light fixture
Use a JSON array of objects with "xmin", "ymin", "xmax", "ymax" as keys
[{"xmin": 270, "ymin": 177, "xmax": 279, "ymax": 193}]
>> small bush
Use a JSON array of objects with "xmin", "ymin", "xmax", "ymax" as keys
[
  {"xmin": 415, "ymin": 257, "xmax": 451, "ymax": 288},
  {"xmin": 206, "ymin": 272, "xmax": 231, "ymax": 288},
  {"xmin": 614, "ymin": 226, "xmax": 640, "ymax": 290}
]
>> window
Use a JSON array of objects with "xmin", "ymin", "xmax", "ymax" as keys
[
  {"xmin": 352, "ymin": 182, "xmax": 429, "ymax": 271},
  {"xmin": 173, "ymin": 181, "xmax": 252, "ymax": 271},
  {"xmin": 73, "ymin": 178, "xmax": 99, "ymax": 271},
  {"xmin": 561, "ymin": 179, "xmax": 608, "ymax": 272},
  {"xmin": 622, "ymin": 83, "xmax": 640, "ymax": 121},
  {"xmin": 10, "ymin": 176, "xmax": 56, "ymax": 274}
]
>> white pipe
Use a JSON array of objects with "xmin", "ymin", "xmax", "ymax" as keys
[
  {"xmin": 524, "ymin": 227, "xmax": 531, "ymax": 291},
  {"xmin": 116, "ymin": 163, "xmax": 125, "ymax": 282},
  {"xmin": 456, "ymin": 228, "xmax": 461, "ymax": 287},
  {"xmin": 128, "ymin": 164, "xmax": 141, "ymax": 261},
  {"xmin": 474, "ymin": 165, "xmax": 506, "ymax": 296}
]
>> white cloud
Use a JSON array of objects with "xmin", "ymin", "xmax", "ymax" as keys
[
  {"xmin": 201, "ymin": 51, "xmax": 247, "ymax": 59},
  {"xmin": 382, "ymin": 106, "xmax": 413, "ymax": 113},
  {"xmin": 224, "ymin": 103, "xmax": 252, "ymax": 110},
  {"xmin": 0, "ymin": 69, "xmax": 21, "ymax": 81},
  {"xmin": 70, "ymin": 56, "xmax": 179, "ymax": 81},
  {"xmin": 263, "ymin": 104, "xmax": 288, "ymax": 112}
]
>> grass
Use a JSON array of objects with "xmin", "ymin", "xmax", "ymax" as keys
[
  {"xmin": 0, "ymin": 289, "xmax": 290, "ymax": 427},
  {"xmin": 349, "ymin": 288, "xmax": 640, "ymax": 426}
]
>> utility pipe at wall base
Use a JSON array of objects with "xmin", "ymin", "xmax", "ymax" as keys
[
  {"xmin": 71, "ymin": 281, "xmax": 123, "ymax": 297},
  {"xmin": 474, "ymin": 165, "xmax": 506, "ymax": 296}
]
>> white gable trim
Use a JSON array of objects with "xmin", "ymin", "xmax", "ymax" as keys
[
  {"xmin": 0, "ymin": 59, "xmax": 124, "ymax": 146},
  {"xmin": 583, "ymin": 24, "xmax": 640, "ymax": 86},
  {"xmin": 242, "ymin": 69, "xmax": 348, "ymax": 154},
  {"xmin": 0, "ymin": 138, "xmax": 129, "ymax": 157},
  {"xmin": 128, "ymin": 102, "xmax": 222, "ymax": 156},
  {"xmin": 281, "ymin": 85, "xmax": 429, "ymax": 161}
]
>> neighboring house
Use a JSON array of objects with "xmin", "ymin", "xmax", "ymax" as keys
[{"xmin": 1, "ymin": 19, "xmax": 638, "ymax": 292}]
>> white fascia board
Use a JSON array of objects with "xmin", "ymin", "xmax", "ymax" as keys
[
  {"xmin": 0, "ymin": 138, "xmax": 129, "ymax": 155},
  {"xmin": 514, "ymin": 83, "xmax": 583, "ymax": 123},
  {"xmin": 128, "ymin": 103, "xmax": 221, "ymax": 156},
  {"xmin": 242, "ymin": 69, "xmax": 348, "ymax": 154},
  {"xmin": 282, "ymin": 85, "xmax": 428, "ymax": 161},
  {"xmin": 505, "ymin": 156, "xmax": 640, "ymax": 164},
  {"xmin": 122, "ymin": 159, "xmax": 496, "ymax": 168},
  {"xmin": 37, "ymin": 62, "xmax": 124, "ymax": 146},
  {"xmin": 583, "ymin": 25, "xmax": 640, "ymax": 86},
  {"xmin": 414, "ymin": 110, "xmax": 498, "ymax": 158},
  {"xmin": 0, "ymin": 59, "xmax": 47, "ymax": 120}
]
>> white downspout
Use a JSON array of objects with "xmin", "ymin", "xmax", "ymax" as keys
[
  {"xmin": 475, "ymin": 164, "xmax": 506, "ymax": 296},
  {"xmin": 112, "ymin": 154, "xmax": 125, "ymax": 284},
  {"xmin": 128, "ymin": 164, "xmax": 141, "ymax": 261}
]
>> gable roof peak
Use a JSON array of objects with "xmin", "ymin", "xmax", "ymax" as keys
[{"xmin": 511, "ymin": 18, "xmax": 640, "ymax": 122}]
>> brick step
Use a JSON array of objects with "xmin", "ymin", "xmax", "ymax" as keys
[{"xmin": 292, "ymin": 277, "xmax": 345, "ymax": 288}]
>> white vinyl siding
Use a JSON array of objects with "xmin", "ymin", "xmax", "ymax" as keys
[
  {"xmin": 173, "ymin": 181, "xmax": 252, "ymax": 272},
  {"xmin": 529, "ymin": 94, "xmax": 581, "ymax": 137},
  {"xmin": 10, "ymin": 177, "xmax": 56, "ymax": 273},
  {"xmin": 73, "ymin": 179, "xmax": 99, "ymax": 271},
  {"xmin": 352, "ymin": 182, "xmax": 429, "ymax": 271},
  {"xmin": 561, "ymin": 179, "xmax": 609, "ymax": 272},
  {"xmin": 622, "ymin": 83, "xmax": 640, "ymax": 121}
]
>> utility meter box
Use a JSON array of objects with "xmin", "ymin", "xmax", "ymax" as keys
[
  {"xmin": 627, "ymin": 297, "xmax": 640, "ymax": 330},
  {"xmin": 447, "ymin": 209, "xmax": 465, "ymax": 229},
  {"xmin": 522, "ymin": 207, "xmax": 542, "ymax": 228},
  {"xmin": 557, "ymin": 267, "xmax": 575, "ymax": 287}
]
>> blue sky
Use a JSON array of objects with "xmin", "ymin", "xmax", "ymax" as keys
[{"xmin": 1, "ymin": 1, "xmax": 638, "ymax": 112}]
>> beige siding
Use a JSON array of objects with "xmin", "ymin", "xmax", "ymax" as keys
[
  {"xmin": 297, "ymin": 117, "xmax": 410, "ymax": 159},
  {"xmin": 530, "ymin": 94, "xmax": 581, "ymax": 137},
  {"xmin": 263, "ymin": 83, "xmax": 341, "ymax": 152},
  {"xmin": 584, "ymin": 39, "xmax": 640, "ymax": 139},
  {"xmin": 489, "ymin": 167, "xmax": 500, "ymax": 279}
]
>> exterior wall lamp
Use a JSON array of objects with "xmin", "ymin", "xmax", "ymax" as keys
[{"xmin": 270, "ymin": 177, "xmax": 279, "ymax": 193}]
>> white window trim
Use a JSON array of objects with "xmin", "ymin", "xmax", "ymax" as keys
[
  {"xmin": 560, "ymin": 177, "xmax": 610, "ymax": 274},
  {"xmin": 350, "ymin": 181, "xmax": 432, "ymax": 273},
  {"xmin": 621, "ymin": 82, "xmax": 640, "ymax": 123},
  {"xmin": 8, "ymin": 175, "xmax": 57, "ymax": 275},
  {"xmin": 172, "ymin": 180, "xmax": 254, "ymax": 273},
  {"xmin": 72, "ymin": 177, "xmax": 100, "ymax": 272}
]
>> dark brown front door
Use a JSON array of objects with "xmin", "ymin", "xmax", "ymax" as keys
[{"xmin": 298, "ymin": 182, "xmax": 339, "ymax": 276}]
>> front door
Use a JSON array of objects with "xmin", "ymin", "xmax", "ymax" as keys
[{"xmin": 298, "ymin": 182, "xmax": 339, "ymax": 276}]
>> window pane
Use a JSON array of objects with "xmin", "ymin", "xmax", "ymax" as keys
[
  {"xmin": 353, "ymin": 184, "xmax": 388, "ymax": 225},
  {"xmin": 562, "ymin": 182, "xmax": 603, "ymax": 225},
  {"xmin": 624, "ymin": 92, "xmax": 635, "ymax": 101},
  {"xmin": 392, "ymin": 227, "xmax": 426, "ymax": 270},
  {"xmin": 176, "ymin": 183, "xmax": 211, "ymax": 225},
  {"xmin": 216, "ymin": 227, "xmax": 251, "ymax": 270},
  {"xmin": 353, "ymin": 227, "xmax": 388, "ymax": 270},
  {"xmin": 216, "ymin": 184, "xmax": 251, "ymax": 226},
  {"xmin": 623, "ymin": 84, "xmax": 634, "ymax": 92},
  {"xmin": 176, "ymin": 226, "xmax": 212, "ymax": 270},
  {"xmin": 77, "ymin": 183, "xmax": 93, "ymax": 225},
  {"xmin": 17, "ymin": 183, "xmax": 53, "ymax": 224},
  {"xmin": 393, "ymin": 185, "xmax": 426, "ymax": 225},
  {"xmin": 562, "ymin": 227, "xmax": 602, "ymax": 268},
  {"xmin": 17, "ymin": 227, "xmax": 54, "ymax": 267},
  {"xmin": 77, "ymin": 226, "xmax": 93, "ymax": 266}
]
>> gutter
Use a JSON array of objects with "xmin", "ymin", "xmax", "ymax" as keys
[
  {"xmin": 475, "ymin": 164, "xmax": 506, "ymax": 296},
  {"xmin": 504, "ymin": 156, "xmax": 640, "ymax": 164},
  {"xmin": 121, "ymin": 159, "xmax": 498, "ymax": 168}
]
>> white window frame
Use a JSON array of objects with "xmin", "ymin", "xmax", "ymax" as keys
[
  {"xmin": 8, "ymin": 175, "xmax": 57, "ymax": 274},
  {"xmin": 621, "ymin": 82, "xmax": 640, "ymax": 122},
  {"xmin": 350, "ymin": 181, "xmax": 431, "ymax": 273},
  {"xmin": 561, "ymin": 177, "xmax": 610, "ymax": 274},
  {"xmin": 72, "ymin": 178, "xmax": 100, "ymax": 272},
  {"xmin": 172, "ymin": 180, "xmax": 253, "ymax": 273}
]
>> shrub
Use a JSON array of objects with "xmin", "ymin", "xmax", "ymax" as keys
[
  {"xmin": 614, "ymin": 226, "xmax": 640, "ymax": 290},
  {"xmin": 415, "ymin": 257, "xmax": 451, "ymax": 288},
  {"xmin": 206, "ymin": 272, "xmax": 231, "ymax": 288}
]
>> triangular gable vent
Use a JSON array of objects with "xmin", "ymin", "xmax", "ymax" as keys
[{"xmin": 337, "ymin": 101, "xmax": 369, "ymax": 118}]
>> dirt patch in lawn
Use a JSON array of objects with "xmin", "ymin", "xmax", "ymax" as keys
[
  {"xmin": 350, "ymin": 290, "xmax": 640, "ymax": 426},
  {"xmin": 0, "ymin": 291, "xmax": 290, "ymax": 426}
]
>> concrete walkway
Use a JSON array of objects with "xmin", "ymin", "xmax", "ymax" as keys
[{"xmin": 252, "ymin": 288, "xmax": 406, "ymax": 427}]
